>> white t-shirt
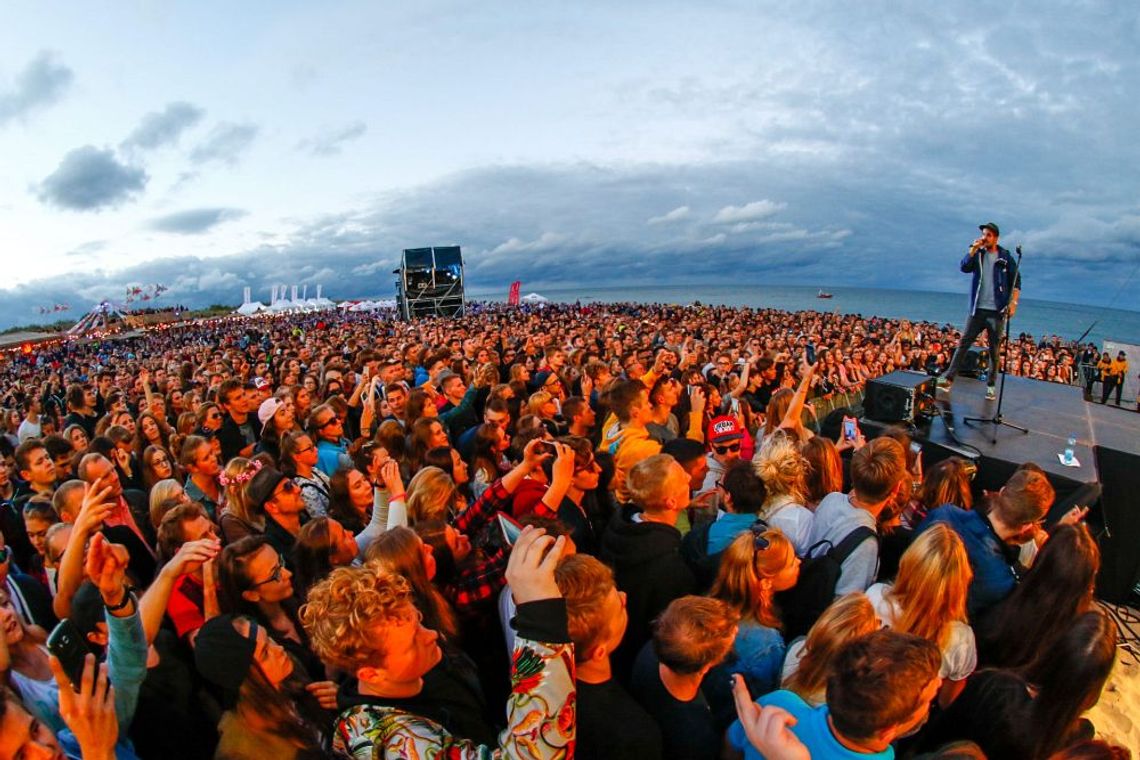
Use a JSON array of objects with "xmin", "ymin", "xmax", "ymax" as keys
[
  {"xmin": 762, "ymin": 494, "xmax": 814, "ymax": 556},
  {"xmin": 866, "ymin": 582, "xmax": 977, "ymax": 681}
]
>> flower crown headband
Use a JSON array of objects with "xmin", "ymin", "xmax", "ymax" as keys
[{"xmin": 219, "ymin": 458, "xmax": 263, "ymax": 488}]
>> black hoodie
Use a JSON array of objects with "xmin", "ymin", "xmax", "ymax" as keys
[{"xmin": 600, "ymin": 503, "xmax": 697, "ymax": 684}]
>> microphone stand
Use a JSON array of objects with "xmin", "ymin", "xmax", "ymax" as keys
[{"xmin": 963, "ymin": 244, "xmax": 1029, "ymax": 444}]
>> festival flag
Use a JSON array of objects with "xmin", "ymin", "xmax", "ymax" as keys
[{"xmin": 508, "ymin": 280, "xmax": 521, "ymax": 306}]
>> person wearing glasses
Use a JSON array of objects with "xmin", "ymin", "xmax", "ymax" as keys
[
  {"xmin": 306, "ymin": 403, "xmax": 350, "ymax": 477},
  {"xmin": 216, "ymin": 535, "xmax": 333, "ymax": 685},
  {"xmin": 245, "ymin": 466, "xmax": 310, "ymax": 569},
  {"xmin": 699, "ymin": 415, "xmax": 745, "ymax": 498}
]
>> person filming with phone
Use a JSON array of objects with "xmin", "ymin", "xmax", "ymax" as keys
[{"xmin": 938, "ymin": 222, "xmax": 1021, "ymax": 401}]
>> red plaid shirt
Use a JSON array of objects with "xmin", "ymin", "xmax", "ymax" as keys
[{"xmin": 447, "ymin": 478, "xmax": 512, "ymax": 613}]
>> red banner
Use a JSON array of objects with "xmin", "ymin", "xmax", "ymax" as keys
[{"xmin": 508, "ymin": 280, "xmax": 521, "ymax": 306}]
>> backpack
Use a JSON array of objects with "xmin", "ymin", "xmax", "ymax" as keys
[
  {"xmin": 776, "ymin": 526, "xmax": 879, "ymax": 641},
  {"xmin": 680, "ymin": 515, "xmax": 769, "ymax": 592}
]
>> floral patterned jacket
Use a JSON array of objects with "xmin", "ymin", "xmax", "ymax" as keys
[{"xmin": 332, "ymin": 599, "xmax": 576, "ymax": 759}]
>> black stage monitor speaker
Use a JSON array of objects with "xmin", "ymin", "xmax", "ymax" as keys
[
  {"xmin": 863, "ymin": 371, "xmax": 936, "ymax": 424},
  {"xmin": 961, "ymin": 347, "xmax": 990, "ymax": 378},
  {"xmin": 1092, "ymin": 445, "xmax": 1140, "ymax": 604}
]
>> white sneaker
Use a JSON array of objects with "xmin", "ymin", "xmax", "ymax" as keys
[{"xmin": 986, "ymin": 386, "xmax": 996, "ymax": 400}]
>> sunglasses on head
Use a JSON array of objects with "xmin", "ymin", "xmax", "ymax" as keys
[{"xmin": 749, "ymin": 522, "xmax": 770, "ymax": 551}]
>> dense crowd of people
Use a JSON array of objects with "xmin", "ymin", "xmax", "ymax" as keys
[{"xmin": 0, "ymin": 301, "xmax": 1129, "ymax": 759}]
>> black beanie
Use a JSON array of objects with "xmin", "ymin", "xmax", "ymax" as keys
[{"xmin": 193, "ymin": 614, "xmax": 258, "ymax": 691}]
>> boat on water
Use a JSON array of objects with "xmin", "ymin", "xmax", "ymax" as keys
[{"xmin": 817, "ymin": 289, "xmax": 833, "ymax": 299}]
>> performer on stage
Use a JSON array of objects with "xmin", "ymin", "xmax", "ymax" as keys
[{"xmin": 938, "ymin": 222, "xmax": 1020, "ymax": 400}]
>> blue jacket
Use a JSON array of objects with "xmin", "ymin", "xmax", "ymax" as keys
[
  {"xmin": 961, "ymin": 245, "xmax": 1020, "ymax": 314},
  {"xmin": 917, "ymin": 504, "xmax": 1020, "ymax": 617}
]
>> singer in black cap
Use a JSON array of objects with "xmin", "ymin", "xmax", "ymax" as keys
[{"xmin": 938, "ymin": 222, "xmax": 1021, "ymax": 400}]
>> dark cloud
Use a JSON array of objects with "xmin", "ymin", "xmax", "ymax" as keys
[
  {"xmin": 121, "ymin": 101, "xmax": 205, "ymax": 152},
  {"xmin": 146, "ymin": 207, "xmax": 248, "ymax": 235},
  {"xmin": 297, "ymin": 121, "xmax": 367, "ymax": 157},
  {"xmin": 5, "ymin": 143, "xmax": 1139, "ymax": 330},
  {"xmin": 35, "ymin": 146, "xmax": 148, "ymax": 211},
  {"xmin": 189, "ymin": 122, "xmax": 259, "ymax": 165},
  {"xmin": 0, "ymin": 51, "xmax": 73, "ymax": 125}
]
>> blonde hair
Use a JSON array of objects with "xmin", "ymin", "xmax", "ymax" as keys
[
  {"xmin": 406, "ymin": 466, "xmax": 458, "ymax": 524},
  {"xmin": 754, "ymin": 433, "xmax": 808, "ymax": 508},
  {"xmin": 555, "ymin": 555, "xmax": 619, "ymax": 664},
  {"xmin": 784, "ymin": 593, "xmax": 879, "ymax": 704},
  {"xmin": 628, "ymin": 454, "xmax": 684, "ymax": 511},
  {"xmin": 709, "ymin": 528, "xmax": 796, "ymax": 629},
  {"xmin": 886, "ymin": 523, "xmax": 972, "ymax": 647},
  {"xmin": 526, "ymin": 391, "xmax": 554, "ymax": 417},
  {"xmin": 148, "ymin": 478, "xmax": 185, "ymax": 528},
  {"xmin": 300, "ymin": 565, "xmax": 415, "ymax": 672},
  {"xmin": 224, "ymin": 458, "xmax": 263, "ymax": 528}
]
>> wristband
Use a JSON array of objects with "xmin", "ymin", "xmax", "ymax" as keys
[
  {"xmin": 389, "ymin": 492, "xmax": 406, "ymax": 502},
  {"xmin": 104, "ymin": 586, "xmax": 137, "ymax": 612}
]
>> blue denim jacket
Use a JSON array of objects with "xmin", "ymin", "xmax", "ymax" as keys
[
  {"xmin": 918, "ymin": 504, "xmax": 1020, "ymax": 617},
  {"xmin": 961, "ymin": 245, "xmax": 1020, "ymax": 314}
]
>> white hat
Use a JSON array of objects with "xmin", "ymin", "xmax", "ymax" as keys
[{"xmin": 257, "ymin": 397, "xmax": 285, "ymax": 428}]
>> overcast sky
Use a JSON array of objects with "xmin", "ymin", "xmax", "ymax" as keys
[{"xmin": 1, "ymin": 1, "xmax": 1138, "ymax": 328}]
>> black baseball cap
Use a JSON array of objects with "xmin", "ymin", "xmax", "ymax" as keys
[{"xmin": 979, "ymin": 222, "xmax": 1000, "ymax": 236}]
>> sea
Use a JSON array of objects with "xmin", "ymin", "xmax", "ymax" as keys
[{"xmin": 465, "ymin": 283, "xmax": 1140, "ymax": 347}]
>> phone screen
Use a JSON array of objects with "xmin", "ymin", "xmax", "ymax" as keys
[
  {"xmin": 497, "ymin": 512, "xmax": 523, "ymax": 547},
  {"xmin": 843, "ymin": 417, "xmax": 857, "ymax": 441}
]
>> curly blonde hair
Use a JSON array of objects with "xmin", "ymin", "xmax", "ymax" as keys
[
  {"xmin": 299, "ymin": 565, "xmax": 414, "ymax": 672},
  {"xmin": 754, "ymin": 432, "xmax": 808, "ymax": 507}
]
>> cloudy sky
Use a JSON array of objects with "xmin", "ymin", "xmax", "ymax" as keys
[{"xmin": 1, "ymin": 1, "xmax": 1138, "ymax": 328}]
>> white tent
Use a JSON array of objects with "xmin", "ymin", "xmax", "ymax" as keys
[
  {"xmin": 235, "ymin": 286, "xmax": 267, "ymax": 316},
  {"xmin": 521, "ymin": 292, "xmax": 549, "ymax": 304}
]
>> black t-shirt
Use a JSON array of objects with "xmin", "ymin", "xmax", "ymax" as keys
[
  {"xmin": 338, "ymin": 647, "xmax": 498, "ymax": 746},
  {"xmin": 578, "ymin": 678, "xmax": 663, "ymax": 760},
  {"xmin": 629, "ymin": 643, "xmax": 719, "ymax": 760}
]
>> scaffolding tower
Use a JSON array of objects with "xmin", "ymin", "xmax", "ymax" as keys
[{"xmin": 396, "ymin": 246, "xmax": 466, "ymax": 319}]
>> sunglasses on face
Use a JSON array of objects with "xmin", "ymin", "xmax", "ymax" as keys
[
  {"xmin": 318, "ymin": 417, "xmax": 339, "ymax": 429},
  {"xmin": 712, "ymin": 442, "xmax": 741, "ymax": 455}
]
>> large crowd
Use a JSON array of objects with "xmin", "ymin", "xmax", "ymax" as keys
[{"xmin": 0, "ymin": 301, "xmax": 1128, "ymax": 759}]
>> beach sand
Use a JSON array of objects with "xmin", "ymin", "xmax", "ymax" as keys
[{"xmin": 1088, "ymin": 635, "xmax": 1139, "ymax": 749}]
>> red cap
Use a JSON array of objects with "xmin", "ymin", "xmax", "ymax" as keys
[{"xmin": 709, "ymin": 415, "xmax": 744, "ymax": 444}]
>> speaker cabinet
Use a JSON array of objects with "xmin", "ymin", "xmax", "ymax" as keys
[
  {"xmin": 863, "ymin": 371, "xmax": 936, "ymax": 424},
  {"xmin": 961, "ymin": 347, "xmax": 990, "ymax": 378}
]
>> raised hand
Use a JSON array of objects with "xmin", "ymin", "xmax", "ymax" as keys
[
  {"xmin": 548, "ymin": 441, "xmax": 576, "ymax": 486},
  {"xmin": 505, "ymin": 526, "xmax": 567, "ymax": 605},
  {"xmin": 163, "ymin": 537, "xmax": 221, "ymax": 579},
  {"xmin": 76, "ymin": 475, "xmax": 116, "ymax": 536},
  {"xmin": 689, "ymin": 385, "xmax": 707, "ymax": 414},
  {"xmin": 50, "ymin": 654, "xmax": 119, "ymax": 760},
  {"xmin": 731, "ymin": 674, "xmax": 809, "ymax": 760},
  {"xmin": 84, "ymin": 533, "xmax": 131, "ymax": 608},
  {"xmin": 380, "ymin": 459, "xmax": 405, "ymax": 496},
  {"xmin": 521, "ymin": 437, "xmax": 553, "ymax": 472}
]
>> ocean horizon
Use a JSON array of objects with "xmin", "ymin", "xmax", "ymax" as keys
[{"xmin": 464, "ymin": 283, "xmax": 1140, "ymax": 347}]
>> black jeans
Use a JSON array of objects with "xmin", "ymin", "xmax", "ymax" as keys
[
  {"xmin": 1101, "ymin": 376, "xmax": 1123, "ymax": 404},
  {"xmin": 944, "ymin": 308, "xmax": 1004, "ymax": 384}
]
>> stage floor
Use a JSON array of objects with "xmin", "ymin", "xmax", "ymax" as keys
[{"xmin": 924, "ymin": 375, "xmax": 1140, "ymax": 483}]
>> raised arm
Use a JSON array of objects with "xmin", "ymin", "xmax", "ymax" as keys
[{"xmin": 53, "ymin": 477, "xmax": 115, "ymax": 619}]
